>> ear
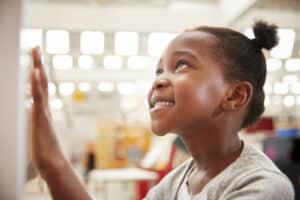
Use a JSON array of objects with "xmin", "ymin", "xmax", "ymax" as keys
[{"xmin": 221, "ymin": 81, "xmax": 253, "ymax": 111}]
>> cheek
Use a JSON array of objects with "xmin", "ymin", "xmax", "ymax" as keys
[{"xmin": 175, "ymin": 77, "xmax": 225, "ymax": 115}]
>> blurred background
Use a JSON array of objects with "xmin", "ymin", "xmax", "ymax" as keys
[{"xmin": 21, "ymin": 0, "xmax": 300, "ymax": 199}]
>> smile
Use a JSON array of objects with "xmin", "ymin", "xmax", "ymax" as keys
[
  {"xmin": 150, "ymin": 92, "xmax": 175, "ymax": 112},
  {"xmin": 150, "ymin": 100, "xmax": 175, "ymax": 113}
]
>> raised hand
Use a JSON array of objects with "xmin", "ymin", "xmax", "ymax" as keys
[
  {"xmin": 30, "ymin": 47, "xmax": 64, "ymax": 175},
  {"xmin": 29, "ymin": 47, "xmax": 92, "ymax": 200}
]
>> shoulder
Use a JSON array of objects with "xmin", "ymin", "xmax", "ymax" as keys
[
  {"xmin": 145, "ymin": 157, "xmax": 193, "ymax": 200},
  {"xmin": 222, "ymin": 143, "xmax": 295, "ymax": 200},
  {"xmin": 223, "ymin": 168, "xmax": 295, "ymax": 200}
]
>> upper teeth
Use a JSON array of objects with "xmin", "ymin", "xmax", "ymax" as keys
[{"xmin": 154, "ymin": 100, "xmax": 174, "ymax": 107}]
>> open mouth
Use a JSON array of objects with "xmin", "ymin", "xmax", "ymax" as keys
[{"xmin": 150, "ymin": 94, "xmax": 175, "ymax": 112}]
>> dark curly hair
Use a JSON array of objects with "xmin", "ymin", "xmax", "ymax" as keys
[{"xmin": 186, "ymin": 21, "xmax": 279, "ymax": 128}]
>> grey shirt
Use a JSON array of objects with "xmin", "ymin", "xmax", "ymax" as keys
[{"xmin": 145, "ymin": 142, "xmax": 295, "ymax": 200}]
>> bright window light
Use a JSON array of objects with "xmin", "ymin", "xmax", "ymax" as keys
[
  {"xmin": 296, "ymin": 96, "xmax": 300, "ymax": 105},
  {"xmin": 78, "ymin": 55, "xmax": 95, "ymax": 70},
  {"xmin": 148, "ymin": 33, "xmax": 177, "ymax": 56},
  {"xmin": 115, "ymin": 32, "xmax": 139, "ymax": 56},
  {"xmin": 244, "ymin": 28, "xmax": 254, "ymax": 39},
  {"xmin": 52, "ymin": 55, "xmax": 73, "ymax": 70},
  {"xmin": 48, "ymin": 82, "xmax": 56, "ymax": 96},
  {"xmin": 50, "ymin": 98, "xmax": 63, "ymax": 110},
  {"xmin": 291, "ymin": 83, "xmax": 300, "ymax": 94},
  {"xmin": 46, "ymin": 30, "xmax": 70, "ymax": 54},
  {"xmin": 20, "ymin": 54, "xmax": 30, "ymax": 68},
  {"xmin": 59, "ymin": 82, "xmax": 75, "ymax": 95},
  {"xmin": 117, "ymin": 82, "xmax": 136, "ymax": 95},
  {"xmin": 97, "ymin": 82, "xmax": 115, "ymax": 92},
  {"xmin": 272, "ymin": 96, "xmax": 282, "ymax": 105},
  {"xmin": 103, "ymin": 55, "xmax": 122, "ymax": 70},
  {"xmin": 273, "ymin": 82, "xmax": 288, "ymax": 95},
  {"xmin": 128, "ymin": 56, "xmax": 158, "ymax": 70},
  {"xmin": 21, "ymin": 29, "xmax": 43, "ymax": 50},
  {"xmin": 271, "ymin": 29, "xmax": 295, "ymax": 59},
  {"xmin": 285, "ymin": 59, "xmax": 300, "ymax": 72},
  {"xmin": 78, "ymin": 82, "xmax": 91, "ymax": 92},
  {"xmin": 264, "ymin": 95, "xmax": 270, "ymax": 106},
  {"xmin": 282, "ymin": 75, "xmax": 298, "ymax": 85},
  {"xmin": 136, "ymin": 81, "xmax": 152, "ymax": 96},
  {"xmin": 283, "ymin": 95, "xmax": 295, "ymax": 107},
  {"xmin": 263, "ymin": 82, "xmax": 272, "ymax": 94},
  {"xmin": 120, "ymin": 97, "xmax": 139, "ymax": 111},
  {"xmin": 266, "ymin": 58, "xmax": 282, "ymax": 71},
  {"xmin": 80, "ymin": 31, "xmax": 104, "ymax": 55}
]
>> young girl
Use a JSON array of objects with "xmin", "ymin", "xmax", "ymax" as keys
[{"xmin": 29, "ymin": 21, "xmax": 295, "ymax": 200}]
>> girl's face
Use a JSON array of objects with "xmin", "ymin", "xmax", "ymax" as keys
[{"xmin": 147, "ymin": 31, "xmax": 230, "ymax": 136}]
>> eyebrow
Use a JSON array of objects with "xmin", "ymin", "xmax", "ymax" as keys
[
  {"xmin": 156, "ymin": 50, "xmax": 198, "ymax": 69},
  {"xmin": 172, "ymin": 50, "xmax": 197, "ymax": 60}
]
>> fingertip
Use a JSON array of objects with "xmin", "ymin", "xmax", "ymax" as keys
[{"xmin": 32, "ymin": 47, "xmax": 42, "ymax": 67}]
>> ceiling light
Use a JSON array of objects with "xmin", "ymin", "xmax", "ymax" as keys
[
  {"xmin": 283, "ymin": 95, "xmax": 295, "ymax": 107},
  {"xmin": 50, "ymin": 98, "xmax": 63, "ymax": 110},
  {"xmin": 273, "ymin": 82, "xmax": 288, "ymax": 95},
  {"xmin": 78, "ymin": 55, "xmax": 95, "ymax": 70},
  {"xmin": 291, "ymin": 83, "xmax": 300, "ymax": 94},
  {"xmin": 80, "ymin": 31, "xmax": 104, "ymax": 55},
  {"xmin": 266, "ymin": 58, "xmax": 282, "ymax": 71},
  {"xmin": 78, "ymin": 82, "xmax": 91, "ymax": 92},
  {"xmin": 20, "ymin": 29, "xmax": 43, "ymax": 50},
  {"xmin": 282, "ymin": 75, "xmax": 298, "ymax": 85},
  {"xmin": 97, "ymin": 82, "xmax": 115, "ymax": 92},
  {"xmin": 285, "ymin": 59, "xmax": 300, "ymax": 72},
  {"xmin": 46, "ymin": 30, "xmax": 70, "ymax": 54},
  {"xmin": 59, "ymin": 82, "xmax": 75, "ymax": 95},
  {"xmin": 270, "ymin": 29, "xmax": 295, "ymax": 59}
]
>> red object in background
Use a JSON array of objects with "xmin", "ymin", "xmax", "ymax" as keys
[
  {"xmin": 246, "ymin": 117, "xmax": 274, "ymax": 134},
  {"xmin": 136, "ymin": 145, "xmax": 177, "ymax": 200}
]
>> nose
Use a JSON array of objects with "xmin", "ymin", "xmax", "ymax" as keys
[{"xmin": 151, "ymin": 77, "xmax": 170, "ymax": 90}]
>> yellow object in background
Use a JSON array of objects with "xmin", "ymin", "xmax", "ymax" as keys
[
  {"xmin": 72, "ymin": 89, "xmax": 87, "ymax": 103},
  {"xmin": 94, "ymin": 119, "xmax": 152, "ymax": 169}
]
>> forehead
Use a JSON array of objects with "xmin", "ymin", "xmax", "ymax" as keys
[{"xmin": 163, "ymin": 31, "xmax": 218, "ymax": 58}]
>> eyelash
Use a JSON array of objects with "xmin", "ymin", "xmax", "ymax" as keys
[
  {"xmin": 155, "ymin": 60, "xmax": 190, "ymax": 76},
  {"xmin": 175, "ymin": 60, "xmax": 190, "ymax": 70},
  {"xmin": 155, "ymin": 68, "xmax": 163, "ymax": 76}
]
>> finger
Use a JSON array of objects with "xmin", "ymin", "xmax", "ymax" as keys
[
  {"xmin": 39, "ymin": 69, "xmax": 49, "ymax": 106},
  {"xmin": 32, "ymin": 47, "xmax": 48, "ymax": 94},
  {"xmin": 30, "ymin": 68, "xmax": 44, "ymax": 111}
]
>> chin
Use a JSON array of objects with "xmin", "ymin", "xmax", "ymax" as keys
[{"xmin": 150, "ymin": 123, "xmax": 170, "ymax": 136}]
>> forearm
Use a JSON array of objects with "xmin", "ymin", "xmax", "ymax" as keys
[{"xmin": 41, "ymin": 157, "xmax": 92, "ymax": 200}]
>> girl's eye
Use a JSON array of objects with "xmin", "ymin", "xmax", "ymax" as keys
[
  {"xmin": 175, "ymin": 60, "xmax": 189, "ymax": 70},
  {"xmin": 155, "ymin": 68, "xmax": 163, "ymax": 76}
]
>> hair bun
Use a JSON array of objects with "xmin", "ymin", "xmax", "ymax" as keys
[{"xmin": 252, "ymin": 20, "xmax": 279, "ymax": 50}]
